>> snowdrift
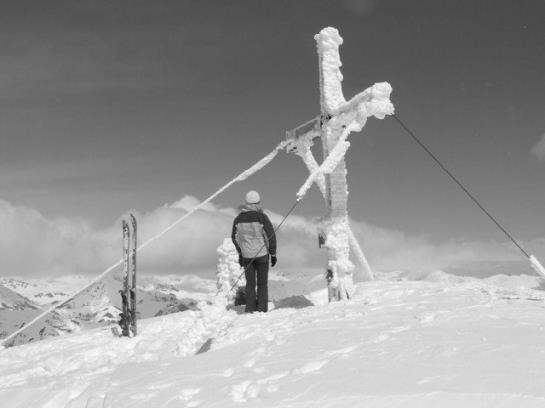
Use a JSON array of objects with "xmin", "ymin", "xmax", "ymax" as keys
[{"xmin": 1, "ymin": 273, "xmax": 545, "ymax": 407}]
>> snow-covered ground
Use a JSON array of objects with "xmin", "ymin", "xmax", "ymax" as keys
[{"xmin": 1, "ymin": 273, "xmax": 545, "ymax": 407}]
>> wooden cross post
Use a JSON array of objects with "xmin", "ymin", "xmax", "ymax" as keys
[{"xmin": 286, "ymin": 27, "xmax": 394, "ymax": 302}]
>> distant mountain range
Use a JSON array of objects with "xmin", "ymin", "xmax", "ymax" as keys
[
  {"xmin": 0, "ymin": 284, "xmax": 74, "ymax": 346},
  {"xmin": 2, "ymin": 266, "xmax": 541, "ymax": 348},
  {"xmin": 0, "ymin": 274, "xmax": 218, "ymax": 347}
]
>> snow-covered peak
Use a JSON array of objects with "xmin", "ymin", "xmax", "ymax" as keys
[
  {"xmin": 1, "ymin": 275, "xmax": 545, "ymax": 406},
  {"xmin": 0, "ymin": 284, "xmax": 75, "ymax": 347},
  {"xmin": 1, "ymin": 276, "xmax": 89, "ymax": 307},
  {"xmin": 0, "ymin": 284, "xmax": 38, "ymax": 311}
]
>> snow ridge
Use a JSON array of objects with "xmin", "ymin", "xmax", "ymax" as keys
[{"xmin": 1, "ymin": 275, "xmax": 545, "ymax": 407}]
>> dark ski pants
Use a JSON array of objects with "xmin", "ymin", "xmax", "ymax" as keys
[{"xmin": 242, "ymin": 255, "xmax": 269, "ymax": 313}]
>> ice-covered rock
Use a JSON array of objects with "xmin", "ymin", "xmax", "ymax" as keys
[{"xmin": 216, "ymin": 238, "xmax": 245, "ymax": 302}]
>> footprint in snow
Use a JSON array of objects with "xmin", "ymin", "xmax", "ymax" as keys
[
  {"xmin": 326, "ymin": 345, "xmax": 358, "ymax": 357},
  {"xmin": 254, "ymin": 346, "xmax": 266, "ymax": 354},
  {"xmin": 441, "ymin": 346, "xmax": 458, "ymax": 357},
  {"xmin": 275, "ymin": 337, "xmax": 286, "ymax": 346},
  {"xmin": 294, "ymin": 359, "xmax": 329, "ymax": 374},
  {"xmin": 230, "ymin": 380, "xmax": 260, "ymax": 402},
  {"xmin": 223, "ymin": 368, "xmax": 235, "ymax": 377},
  {"xmin": 165, "ymin": 389, "xmax": 201, "ymax": 407},
  {"xmin": 148, "ymin": 383, "xmax": 172, "ymax": 390},
  {"xmin": 342, "ymin": 311, "xmax": 364, "ymax": 319},
  {"xmin": 416, "ymin": 311, "xmax": 446, "ymax": 324},
  {"xmin": 390, "ymin": 325, "xmax": 411, "ymax": 333},
  {"xmin": 130, "ymin": 393, "xmax": 157, "ymax": 400},
  {"xmin": 243, "ymin": 357, "xmax": 256, "ymax": 368},
  {"xmin": 417, "ymin": 373, "xmax": 458, "ymax": 385},
  {"xmin": 417, "ymin": 312, "xmax": 435, "ymax": 323},
  {"xmin": 180, "ymin": 388, "xmax": 201, "ymax": 399},
  {"xmin": 173, "ymin": 389, "xmax": 202, "ymax": 407},
  {"xmin": 242, "ymin": 345, "xmax": 269, "ymax": 369},
  {"xmin": 266, "ymin": 384, "xmax": 279, "ymax": 393},
  {"xmin": 257, "ymin": 371, "xmax": 289, "ymax": 385},
  {"xmin": 371, "ymin": 333, "xmax": 390, "ymax": 343}
]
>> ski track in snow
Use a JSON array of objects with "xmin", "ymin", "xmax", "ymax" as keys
[{"xmin": 1, "ymin": 278, "xmax": 545, "ymax": 407}]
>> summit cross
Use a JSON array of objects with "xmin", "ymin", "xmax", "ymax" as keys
[{"xmin": 286, "ymin": 27, "xmax": 394, "ymax": 301}]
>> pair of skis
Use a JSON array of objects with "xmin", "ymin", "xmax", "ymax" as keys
[{"xmin": 117, "ymin": 214, "xmax": 137, "ymax": 337}]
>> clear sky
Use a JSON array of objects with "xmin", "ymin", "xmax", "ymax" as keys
[{"xmin": 1, "ymin": 0, "xmax": 544, "ymax": 249}]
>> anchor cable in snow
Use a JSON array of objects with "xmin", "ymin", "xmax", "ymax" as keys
[
  {"xmin": 2, "ymin": 141, "xmax": 288, "ymax": 348},
  {"xmin": 391, "ymin": 113, "xmax": 531, "ymax": 259}
]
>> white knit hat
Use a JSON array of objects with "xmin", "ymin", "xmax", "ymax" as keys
[{"xmin": 245, "ymin": 190, "xmax": 261, "ymax": 204}]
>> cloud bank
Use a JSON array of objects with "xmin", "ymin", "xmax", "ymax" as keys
[
  {"xmin": 531, "ymin": 134, "xmax": 545, "ymax": 161},
  {"xmin": 0, "ymin": 196, "xmax": 540, "ymax": 279}
]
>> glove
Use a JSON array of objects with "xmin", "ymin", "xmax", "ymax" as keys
[{"xmin": 270, "ymin": 255, "xmax": 277, "ymax": 267}]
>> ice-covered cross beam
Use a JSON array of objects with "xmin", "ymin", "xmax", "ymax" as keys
[
  {"xmin": 285, "ymin": 27, "xmax": 394, "ymax": 301},
  {"xmin": 316, "ymin": 27, "xmax": 394, "ymax": 125},
  {"xmin": 285, "ymin": 84, "xmax": 393, "ymax": 152},
  {"xmin": 293, "ymin": 80, "xmax": 394, "ymax": 200},
  {"xmin": 286, "ymin": 28, "xmax": 394, "ymax": 200}
]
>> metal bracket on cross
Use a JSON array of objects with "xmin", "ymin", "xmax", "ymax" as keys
[{"xmin": 285, "ymin": 27, "xmax": 394, "ymax": 302}]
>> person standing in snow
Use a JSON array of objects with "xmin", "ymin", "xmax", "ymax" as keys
[{"xmin": 231, "ymin": 190, "xmax": 277, "ymax": 313}]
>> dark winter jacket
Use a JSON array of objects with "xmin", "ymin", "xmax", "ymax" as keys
[{"xmin": 231, "ymin": 204, "xmax": 276, "ymax": 259}]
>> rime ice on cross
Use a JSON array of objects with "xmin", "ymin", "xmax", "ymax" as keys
[{"xmin": 286, "ymin": 27, "xmax": 394, "ymax": 301}]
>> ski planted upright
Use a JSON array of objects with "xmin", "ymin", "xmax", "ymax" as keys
[
  {"xmin": 120, "ymin": 220, "xmax": 131, "ymax": 336},
  {"xmin": 130, "ymin": 214, "xmax": 137, "ymax": 336}
]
